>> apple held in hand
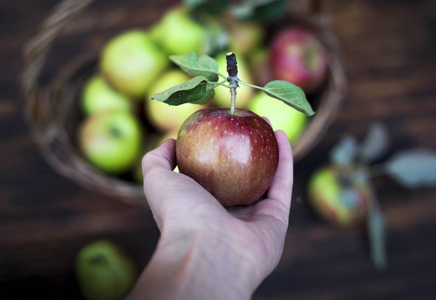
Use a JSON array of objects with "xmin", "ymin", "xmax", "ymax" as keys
[
  {"xmin": 79, "ymin": 111, "xmax": 143, "ymax": 174},
  {"xmin": 176, "ymin": 108, "xmax": 279, "ymax": 206},
  {"xmin": 308, "ymin": 165, "xmax": 373, "ymax": 227},
  {"xmin": 270, "ymin": 27, "xmax": 328, "ymax": 94},
  {"xmin": 150, "ymin": 52, "xmax": 314, "ymax": 206}
]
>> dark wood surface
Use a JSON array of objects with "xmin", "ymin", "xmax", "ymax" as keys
[{"xmin": 1, "ymin": 0, "xmax": 436, "ymax": 299}]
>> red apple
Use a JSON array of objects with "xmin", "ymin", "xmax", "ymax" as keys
[
  {"xmin": 176, "ymin": 108, "xmax": 279, "ymax": 206},
  {"xmin": 270, "ymin": 27, "xmax": 328, "ymax": 94}
]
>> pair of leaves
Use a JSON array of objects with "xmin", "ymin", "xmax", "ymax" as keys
[
  {"xmin": 330, "ymin": 123, "xmax": 436, "ymax": 189},
  {"xmin": 150, "ymin": 52, "xmax": 315, "ymax": 116},
  {"xmin": 330, "ymin": 123, "xmax": 389, "ymax": 167}
]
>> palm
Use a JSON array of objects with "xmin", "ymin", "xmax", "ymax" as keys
[{"xmin": 142, "ymin": 131, "xmax": 293, "ymax": 287}]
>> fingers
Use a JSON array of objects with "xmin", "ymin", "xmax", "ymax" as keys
[
  {"xmin": 142, "ymin": 138, "xmax": 225, "ymax": 228},
  {"xmin": 268, "ymin": 130, "xmax": 294, "ymax": 210},
  {"xmin": 142, "ymin": 139, "xmax": 177, "ymax": 228},
  {"xmin": 142, "ymin": 138, "xmax": 177, "ymax": 200},
  {"xmin": 248, "ymin": 130, "xmax": 293, "ymax": 228},
  {"xmin": 142, "ymin": 139, "xmax": 177, "ymax": 175}
]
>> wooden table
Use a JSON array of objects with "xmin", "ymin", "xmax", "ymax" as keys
[{"xmin": 1, "ymin": 0, "xmax": 435, "ymax": 298}]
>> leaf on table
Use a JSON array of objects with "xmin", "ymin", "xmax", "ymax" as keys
[
  {"xmin": 149, "ymin": 76, "xmax": 215, "ymax": 106},
  {"xmin": 367, "ymin": 198, "xmax": 388, "ymax": 271},
  {"xmin": 358, "ymin": 122, "xmax": 390, "ymax": 164},
  {"xmin": 170, "ymin": 52, "xmax": 219, "ymax": 82},
  {"xmin": 330, "ymin": 135, "xmax": 358, "ymax": 167},
  {"xmin": 384, "ymin": 149, "xmax": 436, "ymax": 188},
  {"xmin": 262, "ymin": 80, "xmax": 314, "ymax": 116}
]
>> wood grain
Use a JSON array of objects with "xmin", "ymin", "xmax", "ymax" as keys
[{"xmin": 1, "ymin": 0, "xmax": 435, "ymax": 299}]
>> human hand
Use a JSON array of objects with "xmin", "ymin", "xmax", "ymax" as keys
[{"xmin": 128, "ymin": 130, "xmax": 293, "ymax": 300}]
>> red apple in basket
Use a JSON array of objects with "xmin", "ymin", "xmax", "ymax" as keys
[
  {"xmin": 176, "ymin": 108, "xmax": 279, "ymax": 206},
  {"xmin": 270, "ymin": 27, "xmax": 328, "ymax": 94}
]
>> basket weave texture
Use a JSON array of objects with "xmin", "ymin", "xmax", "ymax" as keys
[{"xmin": 21, "ymin": 0, "xmax": 346, "ymax": 206}]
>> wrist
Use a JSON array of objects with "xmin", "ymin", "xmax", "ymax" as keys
[{"xmin": 129, "ymin": 228, "xmax": 257, "ymax": 300}]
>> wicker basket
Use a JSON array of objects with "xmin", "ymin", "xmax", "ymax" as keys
[{"xmin": 21, "ymin": 0, "xmax": 346, "ymax": 206}]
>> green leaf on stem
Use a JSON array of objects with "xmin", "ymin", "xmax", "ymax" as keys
[
  {"xmin": 261, "ymin": 80, "xmax": 315, "ymax": 116},
  {"xmin": 149, "ymin": 76, "xmax": 215, "ymax": 106},
  {"xmin": 169, "ymin": 52, "xmax": 220, "ymax": 82},
  {"xmin": 384, "ymin": 149, "xmax": 436, "ymax": 188},
  {"xmin": 367, "ymin": 198, "xmax": 387, "ymax": 271}
]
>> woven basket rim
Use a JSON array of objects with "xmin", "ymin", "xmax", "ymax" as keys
[{"xmin": 21, "ymin": 2, "xmax": 346, "ymax": 206}]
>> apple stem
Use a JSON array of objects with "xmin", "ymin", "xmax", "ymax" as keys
[
  {"xmin": 230, "ymin": 87, "xmax": 236, "ymax": 115},
  {"xmin": 226, "ymin": 52, "xmax": 239, "ymax": 115}
]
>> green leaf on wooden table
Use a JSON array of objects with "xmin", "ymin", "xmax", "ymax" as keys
[
  {"xmin": 261, "ymin": 80, "xmax": 314, "ymax": 116},
  {"xmin": 367, "ymin": 198, "xmax": 387, "ymax": 271},
  {"xmin": 358, "ymin": 122, "xmax": 390, "ymax": 164},
  {"xmin": 149, "ymin": 76, "xmax": 215, "ymax": 106},
  {"xmin": 330, "ymin": 135, "xmax": 358, "ymax": 167},
  {"xmin": 170, "ymin": 52, "xmax": 220, "ymax": 82},
  {"xmin": 384, "ymin": 149, "xmax": 436, "ymax": 188}
]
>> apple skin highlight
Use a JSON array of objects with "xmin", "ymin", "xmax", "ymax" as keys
[{"xmin": 176, "ymin": 108, "xmax": 279, "ymax": 206}]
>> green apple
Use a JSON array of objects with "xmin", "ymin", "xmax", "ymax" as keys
[
  {"xmin": 247, "ymin": 92, "xmax": 307, "ymax": 144},
  {"xmin": 151, "ymin": 7, "xmax": 206, "ymax": 55},
  {"xmin": 101, "ymin": 30, "xmax": 169, "ymax": 99},
  {"xmin": 79, "ymin": 111, "xmax": 144, "ymax": 174},
  {"xmin": 308, "ymin": 165, "xmax": 373, "ymax": 227},
  {"xmin": 75, "ymin": 240, "xmax": 138, "ymax": 300},
  {"xmin": 146, "ymin": 69, "xmax": 208, "ymax": 132},
  {"xmin": 81, "ymin": 74, "xmax": 133, "ymax": 115},
  {"xmin": 213, "ymin": 52, "xmax": 253, "ymax": 108},
  {"xmin": 227, "ymin": 21, "xmax": 264, "ymax": 56}
]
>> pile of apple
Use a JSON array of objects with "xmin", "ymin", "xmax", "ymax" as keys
[{"xmin": 77, "ymin": 5, "xmax": 329, "ymax": 181}]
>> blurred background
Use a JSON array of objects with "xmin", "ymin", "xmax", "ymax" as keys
[{"xmin": 1, "ymin": 0, "xmax": 435, "ymax": 299}]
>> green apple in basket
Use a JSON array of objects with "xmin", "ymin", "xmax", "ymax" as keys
[
  {"xmin": 79, "ymin": 110, "xmax": 144, "ymax": 174},
  {"xmin": 101, "ymin": 30, "xmax": 169, "ymax": 99},
  {"xmin": 81, "ymin": 74, "xmax": 134, "ymax": 115},
  {"xmin": 148, "ymin": 51, "xmax": 314, "ymax": 206},
  {"xmin": 226, "ymin": 20, "xmax": 264, "ymax": 57},
  {"xmin": 150, "ymin": 6, "xmax": 207, "ymax": 56},
  {"xmin": 145, "ymin": 69, "xmax": 209, "ymax": 132},
  {"xmin": 247, "ymin": 91, "xmax": 308, "ymax": 145}
]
